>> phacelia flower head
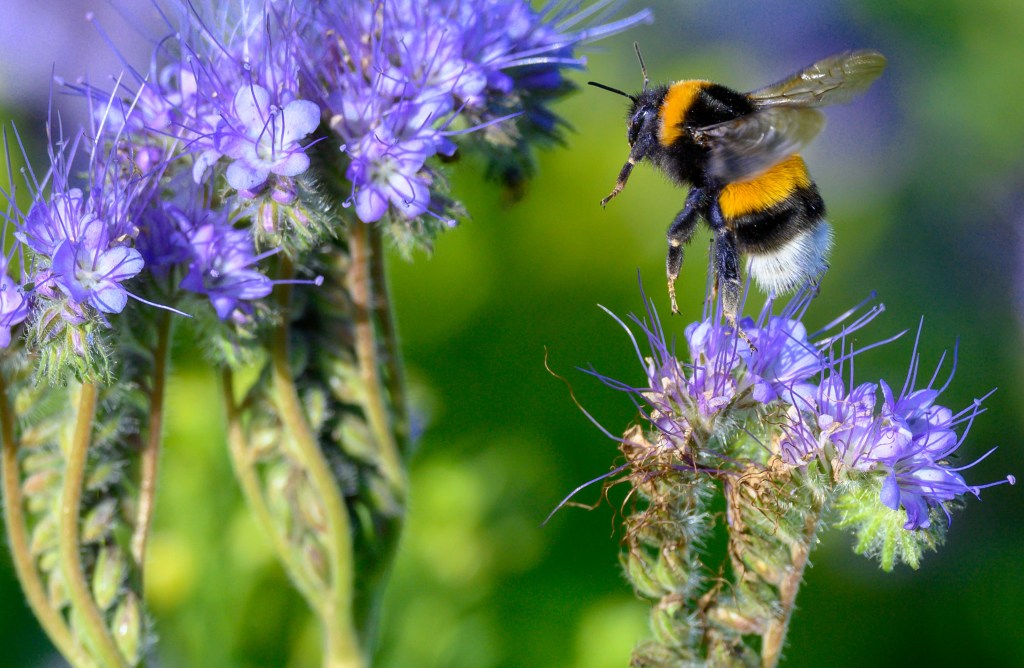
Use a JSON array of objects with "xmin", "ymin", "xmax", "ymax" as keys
[
  {"xmin": 303, "ymin": 0, "xmax": 652, "ymax": 241},
  {"xmin": 86, "ymin": 1, "xmax": 320, "ymax": 196},
  {"xmin": 80, "ymin": 0, "xmax": 649, "ymax": 257},
  {"xmin": 8, "ymin": 118, "xmax": 147, "ymax": 324},
  {"xmin": 589, "ymin": 279, "xmax": 1012, "ymax": 560}
]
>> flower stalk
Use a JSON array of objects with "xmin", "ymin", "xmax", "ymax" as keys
[
  {"xmin": 0, "ymin": 365, "xmax": 93, "ymax": 668},
  {"xmin": 130, "ymin": 310, "xmax": 173, "ymax": 571},
  {"xmin": 58, "ymin": 383, "xmax": 127, "ymax": 668},
  {"xmin": 271, "ymin": 257, "xmax": 363, "ymax": 667}
]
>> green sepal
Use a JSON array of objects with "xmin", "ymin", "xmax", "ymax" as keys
[
  {"xmin": 25, "ymin": 309, "xmax": 113, "ymax": 385},
  {"xmin": 834, "ymin": 478, "xmax": 946, "ymax": 571}
]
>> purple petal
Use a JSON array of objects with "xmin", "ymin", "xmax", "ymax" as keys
[
  {"xmin": 280, "ymin": 99, "xmax": 321, "ymax": 144},
  {"xmin": 234, "ymin": 85, "xmax": 272, "ymax": 132},
  {"xmin": 355, "ymin": 186, "xmax": 388, "ymax": 223},
  {"xmin": 880, "ymin": 470, "xmax": 901, "ymax": 510},
  {"xmin": 272, "ymin": 152, "xmax": 310, "ymax": 178},
  {"xmin": 90, "ymin": 284, "xmax": 129, "ymax": 314},
  {"xmin": 226, "ymin": 160, "xmax": 271, "ymax": 191},
  {"xmin": 901, "ymin": 493, "xmax": 931, "ymax": 530},
  {"xmin": 96, "ymin": 247, "xmax": 144, "ymax": 282},
  {"xmin": 193, "ymin": 150, "xmax": 222, "ymax": 183},
  {"xmin": 210, "ymin": 294, "xmax": 238, "ymax": 320}
]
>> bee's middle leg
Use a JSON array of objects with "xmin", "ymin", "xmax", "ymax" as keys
[{"xmin": 666, "ymin": 188, "xmax": 704, "ymax": 314}]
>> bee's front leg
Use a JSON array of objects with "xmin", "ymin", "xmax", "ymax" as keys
[
  {"xmin": 601, "ymin": 136, "xmax": 655, "ymax": 207},
  {"xmin": 666, "ymin": 187, "xmax": 705, "ymax": 314}
]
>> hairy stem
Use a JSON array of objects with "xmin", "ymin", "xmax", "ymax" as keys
[
  {"xmin": 760, "ymin": 504, "xmax": 823, "ymax": 668},
  {"xmin": 367, "ymin": 225, "xmax": 409, "ymax": 456},
  {"xmin": 59, "ymin": 383, "xmax": 127, "ymax": 668},
  {"xmin": 349, "ymin": 221, "xmax": 406, "ymax": 497},
  {"xmin": 130, "ymin": 311, "xmax": 172, "ymax": 571},
  {"xmin": 274, "ymin": 256, "xmax": 364, "ymax": 668},
  {"xmin": 221, "ymin": 367, "xmax": 324, "ymax": 608},
  {"xmin": 0, "ymin": 370, "xmax": 94, "ymax": 668}
]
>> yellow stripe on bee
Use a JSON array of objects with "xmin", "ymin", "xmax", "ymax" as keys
[
  {"xmin": 718, "ymin": 155, "xmax": 811, "ymax": 219},
  {"xmin": 658, "ymin": 80, "xmax": 709, "ymax": 146}
]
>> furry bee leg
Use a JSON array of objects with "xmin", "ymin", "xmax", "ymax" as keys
[
  {"xmin": 709, "ymin": 199, "xmax": 755, "ymax": 350},
  {"xmin": 666, "ymin": 187, "xmax": 704, "ymax": 314},
  {"xmin": 600, "ymin": 157, "xmax": 635, "ymax": 207}
]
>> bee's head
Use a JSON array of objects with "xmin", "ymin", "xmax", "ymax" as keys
[{"xmin": 626, "ymin": 87, "xmax": 666, "ymax": 147}]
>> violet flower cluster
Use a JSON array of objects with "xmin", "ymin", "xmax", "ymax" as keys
[
  {"xmin": 0, "ymin": 0, "xmax": 650, "ymax": 378},
  {"xmin": 0, "ymin": 113, "xmax": 152, "ymax": 378},
  {"xmin": 593, "ymin": 286, "xmax": 1013, "ymax": 549},
  {"xmin": 313, "ymin": 0, "xmax": 645, "ymax": 227}
]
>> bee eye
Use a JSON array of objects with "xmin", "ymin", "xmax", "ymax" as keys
[{"xmin": 627, "ymin": 109, "xmax": 650, "ymax": 145}]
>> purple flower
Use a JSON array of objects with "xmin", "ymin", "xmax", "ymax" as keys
[
  {"xmin": 18, "ymin": 189, "xmax": 94, "ymax": 256},
  {"xmin": 347, "ymin": 131, "xmax": 434, "ymax": 223},
  {"xmin": 6, "ymin": 114, "xmax": 153, "ymax": 329},
  {"xmin": 135, "ymin": 202, "xmax": 193, "ymax": 279},
  {"xmin": 685, "ymin": 319, "xmax": 747, "ymax": 417},
  {"xmin": 592, "ymin": 281, "xmax": 1013, "ymax": 533},
  {"xmin": 304, "ymin": 1, "xmax": 651, "ymax": 227},
  {"xmin": 814, "ymin": 336, "xmax": 1014, "ymax": 530},
  {"xmin": 218, "ymin": 84, "xmax": 320, "ymax": 191},
  {"xmin": 0, "ymin": 270, "xmax": 29, "ymax": 347},
  {"xmin": 50, "ymin": 219, "xmax": 144, "ymax": 314},
  {"xmin": 179, "ymin": 217, "xmax": 275, "ymax": 320},
  {"xmin": 741, "ymin": 316, "xmax": 822, "ymax": 406},
  {"xmin": 84, "ymin": 2, "xmax": 314, "ymax": 193}
]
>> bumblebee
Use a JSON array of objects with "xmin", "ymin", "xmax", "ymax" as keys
[{"xmin": 591, "ymin": 46, "xmax": 886, "ymax": 333}]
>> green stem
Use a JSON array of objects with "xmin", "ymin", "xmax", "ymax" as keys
[
  {"xmin": 274, "ymin": 256, "xmax": 364, "ymax": 668},
  {"xmin": 130, "ymin": 311, "xmax": 172, "ymax": 572},
  {"xmin": 221, "ymin": 368, "xmax": 325, "ymax": 608},
  {"xmin": 59, "ymin": 383, "xmax": 127, "ymax": 668},
  {"xmin": 760, "ymin": 504, "xmax": 823, "ymax": 668},
  {"xmin": 349, "ymin": 221, "xmax": 406, "ymax": 498},
  {"xmin": 0, "ymin": 370, "xmax": 95, "ymax": 668},
  {"xmin": 367, "ymin": 225, "xmax": 409, "ymax": 456}
]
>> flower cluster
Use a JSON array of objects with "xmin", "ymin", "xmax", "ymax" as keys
[
  {"xmin": 0, "ymin": 113, "xmax": 154, "ymax": 378},
  {"xmin": 6, "ymin": 0, "xmax": 647, "ymax": 374},
  {"xmin": 304, "ymin": 0, "xmax": 652, "ymax": 238},
  {"xmin": 0, "ymin": 0, "xmax": 652, "ymax": 371},
  {"xmin": 591, "ymin": 286, "xmax": 1013, "ymax": 541}
]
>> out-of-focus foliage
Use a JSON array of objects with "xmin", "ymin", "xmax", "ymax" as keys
[{"xmin": 1, "ymin": 1, "xmax": 1021, "ymax": 667}]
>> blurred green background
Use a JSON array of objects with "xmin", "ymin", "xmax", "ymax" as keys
[{"xmin": 1, "ymin": 1, "xmax": 1022, "ymax": 666}]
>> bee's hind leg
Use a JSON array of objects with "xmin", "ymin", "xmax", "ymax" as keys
[{"xmin": 708, "ymin": 199, "xmax": 756, "ymax": 350}]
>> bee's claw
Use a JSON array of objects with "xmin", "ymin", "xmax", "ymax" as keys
[
  {"xmin": 728, "ymin": 317, "xmax": 757, "ymax": 352},
  {"xmin": 668, "ymin": 280, "xmax": 681, "ymax": 315}
]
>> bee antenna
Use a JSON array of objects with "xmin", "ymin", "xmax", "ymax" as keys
[
  {"xmin": 634, "ymin": 42, "xmax": 649, "ymax": 92},
  {"xmin": 587, "ymin": 81, "xmax": 638, "ymax": 103}
]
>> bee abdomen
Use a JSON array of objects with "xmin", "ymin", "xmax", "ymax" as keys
[
  {"xmin": 745, "ymin": 218, "xmax": 832, "ymax": 295},
  {"xmin": 718, "ymin": 156, "xmax": 830, "ymax": 294},
  {"xmin": 718, "ymin": 155, "xmax": 813, "ymax": 219}
]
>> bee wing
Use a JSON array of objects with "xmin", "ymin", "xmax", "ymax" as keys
[
  {"xmin": 698, "ymin": 106, "xmax": 825, "ymax": 183},
  {"xmin": 748, "ymin": 49, "xmax": 886, "ymax": 108}
]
